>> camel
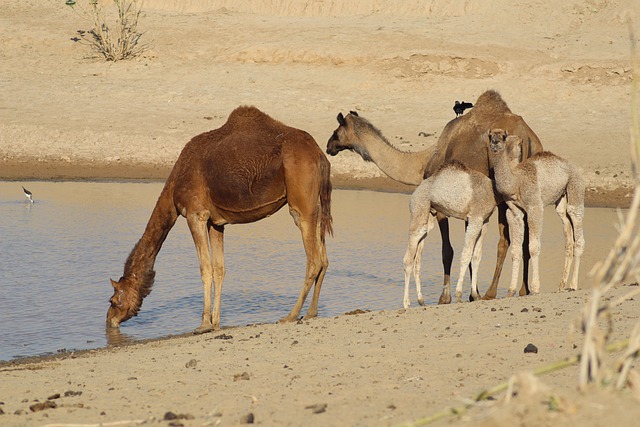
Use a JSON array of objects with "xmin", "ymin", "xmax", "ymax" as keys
[
  {"xmin": 403, "ymin": 161, "xmax": 498, "ymax": 307},
  {"xmin": 488, "ymin": 129, "xmax": 585, "ymax": 295},
  {"xmin": 327, "ymin": 90, "xmax": 543, "ymax": 304},
  {"xmin": 107, "ymin": 106, "xmax": 333, "ymax": 333}
]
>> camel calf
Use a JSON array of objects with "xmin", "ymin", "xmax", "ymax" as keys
[
  {"xmin": 488, "ymin": 129, "xmax": 585, "ymax": 295},
  {"xmin": 403, "ymin": 161, "xmax": 498, "ymax": 307}
]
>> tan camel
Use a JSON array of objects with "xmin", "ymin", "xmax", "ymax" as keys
[
  {"xmin": 327, "ymin": 91, "xmax": 543, "ymax": 303},
  {"xmin": 107, "ymin": 106, "xmax": 333, "ymax": 333},
  {"xmin": 488, "ymin": 129, "xmax": 585, "ymax": 295},
  {"xmin": 403, "ymin": 161, "xmax": 498, "ymax": 307}
]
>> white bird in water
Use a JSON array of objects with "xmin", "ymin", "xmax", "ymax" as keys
[{"xmin": 22, "ymin": 186, "xmax": 34, "ymax": 203}]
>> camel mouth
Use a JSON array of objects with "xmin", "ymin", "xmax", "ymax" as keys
[
  {"xmin": 106, "ymin": 317, "xmax": 121, "ymax": 328},
  {"xmin": 106, "ymin": 306, "xmax": 126, "ymax": 328}
]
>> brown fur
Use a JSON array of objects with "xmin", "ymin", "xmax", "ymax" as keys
[{"xmin": 107, "ymin": 106, "xmax": 332, "ymax": 332}]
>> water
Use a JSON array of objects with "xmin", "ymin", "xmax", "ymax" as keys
[{"xmin": 0, "ymin": 181, "xmax": 624, "ymax": 361}]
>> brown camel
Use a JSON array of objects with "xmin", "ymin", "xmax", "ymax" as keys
[
  {"xmin": 107, "ymin": 106, "xmax": 333, "ymax": 333},
  {"xmin": 327, "ymin": 90, "xmax": 543, "ymax": 303}
]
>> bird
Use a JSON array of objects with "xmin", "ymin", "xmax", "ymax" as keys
[
  {"xmin": 453, "ymin": 101, "xmax": 473, "ymax": 117},
  {"xmin": 22, "ymin": 186, "xmax": 34, "ymax": 203}
]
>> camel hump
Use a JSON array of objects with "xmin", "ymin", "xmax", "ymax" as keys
[
  {"xmin": 225, "ymin": 105, "xmax": 284, "ymax": 130},
  {"xmin": 473, "ymin": 90, "xmax": 512, "ymax": 114}
]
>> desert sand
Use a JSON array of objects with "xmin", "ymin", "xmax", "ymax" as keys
[{"xmin": 2, "ymin": 1, "xmax": 640, "ymax": 426}]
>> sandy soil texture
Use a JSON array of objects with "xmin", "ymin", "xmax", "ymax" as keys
[{"xmin": 2, "ymin": 1, "xmax": 640, "ymax": 426}]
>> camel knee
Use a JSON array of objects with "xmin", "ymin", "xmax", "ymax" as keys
[
  {"xmin": 529, "ymin": 239, "xmax": 541, "ymax": 258},
  {"xmin": 574, "ymin": 236, "xmax": 585, "ymax": 257},
  {"xmin": 200, "ymin": 267, "xmax": 213, "ymax": 284}
]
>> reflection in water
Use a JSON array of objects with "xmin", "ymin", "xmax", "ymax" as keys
[
  {"xmin": 105, "ymin": 327, "xmax": 136, "ymax": 348},
  {"xmin": 0, "ymin": 181, "xmax": 624, "ymax": 361}
]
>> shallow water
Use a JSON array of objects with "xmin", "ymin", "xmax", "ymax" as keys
[{"xmin": 0, "ymin": 181, "xmax": 623, "ymax": 361}]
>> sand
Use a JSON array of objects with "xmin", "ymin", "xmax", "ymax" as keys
[{"xmin": 2, "ymin": 1, "xmax": 640, "ymax": 426}]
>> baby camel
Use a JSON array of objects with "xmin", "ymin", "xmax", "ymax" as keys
[
  {"xmin": 403, "ymin": 161, "xmax": 498, "ymax": 307},
  {"xmin": 488, "ymin": 129, "xmax": 585, "ymax": 295}
]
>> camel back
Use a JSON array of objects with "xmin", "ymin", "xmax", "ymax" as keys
[
  {"xmin": 184, "ymin": 107, "xmax": 292, "ymax": 211},
  {"xmin": 424, "ymin": 90, "xmax": 542, "ymax": 180}
]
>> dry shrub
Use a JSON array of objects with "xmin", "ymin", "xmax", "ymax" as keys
[
  {"xmin": 578, "ymin": 15, "xmax": 640, "ymax": 391},
  {"xmin": 67, "ymin": 0, "xmax": 152, "ymax": 61}
]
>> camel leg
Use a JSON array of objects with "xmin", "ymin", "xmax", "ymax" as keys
[
  {"xmin": 209, "ymin": 224, "xmax": 225, "ymax": 331},
  {"xmin": 567, "ymin": 201, "xmax": 585, "ymax": 291},
  {"xmin": 463, "ymin": 220, "xmax": 474, "ymax": 302},
  {"xmin": 505, "ymin": 203, "xmax": 524, "ymax": 297},
  {"xmin": 469, "ymin": 221, "xmax": 490, "ymax": 301},
  {"xmin": 454, "ymin": 218, "xmax": 484, "ymax": 303},
  {"xmin": 483, "ymin": 203, "xmax": 510, "ymax": 300},
  {"xmin": 518, "ymin": 217, "xmax": 532, "ymax": 296},
  {"xmin": 280, "ymin": 206, "xmax": 325, "ymax": 323},
  {"xmin": 413, "ymin": 237, "xmax": 426, "ymax": 306},
  {"xmin": 304, "ymin": 202, "xmax": 329, "ymax": 319},
  {"xmin": 555, "ymin": 197, "xmax": 574, "ymax": 290},
  {"xmin": 526, "ymin": 205, "xmax": 544, "ymax": 294},
  {"xmin": 403, "ymin": 211, "xmax": 433, "ymax": 309},
  {"xmin": 437, "ymin": 213, "xmax": 454, "ymax": 304},
  {"xmin": 186, "ymin": 210, "xmax": 216, "ymax": 334},
  {"xmin": 403, "ymin": 231, "xmax": 422, "ymax": 309}
]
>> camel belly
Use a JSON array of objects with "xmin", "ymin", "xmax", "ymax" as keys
[{"xmin": 208, "ymin": 196, "xmax": 288, "ymax": 225}]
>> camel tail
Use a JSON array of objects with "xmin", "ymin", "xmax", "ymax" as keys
[{"xmin": 320, "ymin": 157, "xmax": 333, "ymax": 241}]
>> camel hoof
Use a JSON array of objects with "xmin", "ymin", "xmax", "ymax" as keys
[
  {"xmin": 278, "ymin": 315, "xmax": 298, "ymax": 324},
  {"xmin": 506, "ymin": 290, "xmax": 516, "ymax": 297},
  {"xmin": 482, "ymin": 291, "xmax": 497, "ymax": 300},
  {"xmin": 193, "ymin": 325, "xmax": 215, "ymax": 335},
  {"xmin": 418, "ymin": 297, "xmax": 425, "ymax": 306},
  {"xmin": 438, "ymin": 295, "xmax": 451, "ymax": 305}
]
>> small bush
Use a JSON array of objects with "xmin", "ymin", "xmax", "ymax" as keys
[{"xmin": 67, "ymin": 0, "xmax": 152, "ymax": 61}]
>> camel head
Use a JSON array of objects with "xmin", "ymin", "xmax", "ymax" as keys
[
  {"xmin": 488, "ymin": 128, "xmax": 508, "ymax": 154},
  {"xmin": 326, "ymin": 111, "xmax": 360, "ymax": 156},
  {"xmin": 488, "ymin": 129, "xmax": 523, "ymax": 164},
  {"xmin": 106, "ymin": 277, "xmax": 143, "ymax": 328}
]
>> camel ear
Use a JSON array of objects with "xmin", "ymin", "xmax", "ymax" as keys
[
  {"xmin": 503, "ymin": 130, "xmax": 508, "ymax": 139},
  {"xmin": 349, "ymin": 110, "xmax": 359, "ymax": 117},
  {"xmin": 337, "ymin": 112, "xmax": 346, "ymax": 125},
  {"xmin": 110, "ymin": 278, "xmax": 118, "ymax": 289}
]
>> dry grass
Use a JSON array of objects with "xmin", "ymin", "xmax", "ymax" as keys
[
  {"xmin": 578, "ymin": 15, "xmax": 640, "ymax": 391},
  {"xmin": 67, "ymin": 0, "xmax": 152, "ymax": 61}
]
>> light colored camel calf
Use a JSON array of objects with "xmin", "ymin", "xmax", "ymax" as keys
[
  {"xmin": 488, "ymin": 129, "xmax": 585, "ymax": 295},
  {"xmin": 403, "ymin": 161, "xmax": 498, "ymax": 307}
]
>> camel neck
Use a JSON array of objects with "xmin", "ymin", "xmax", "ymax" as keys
[
  {"xmin": 356, "ymin": 129, "xmax": 434, "ymax": 186},
  {"xmin": 123, "ymin": 187, "xmax": 178, "ymax": 284},
  {"xmin": 492, "ymin": 149, "xmax": 519, "ymax": 198}
]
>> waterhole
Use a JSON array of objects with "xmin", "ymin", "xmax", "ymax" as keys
[{"xmin": 0, "ymin": 181, "xmax": 621, "ymax": 360}]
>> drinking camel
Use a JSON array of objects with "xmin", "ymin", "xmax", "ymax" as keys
[
  {"xmin": 327, "ymin": 90, "xmax": 543, "ymax": 304},
  {"xmin": 403, "ymin": 161, "xmax": 498, "ymax": 307},
  {"xmin": 107, "ymin": 106, "xmax": 333, "ymax": 333},
  {"xmin": 488, "ymin": 129, "xmax": 585, "ymax": 295}
]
